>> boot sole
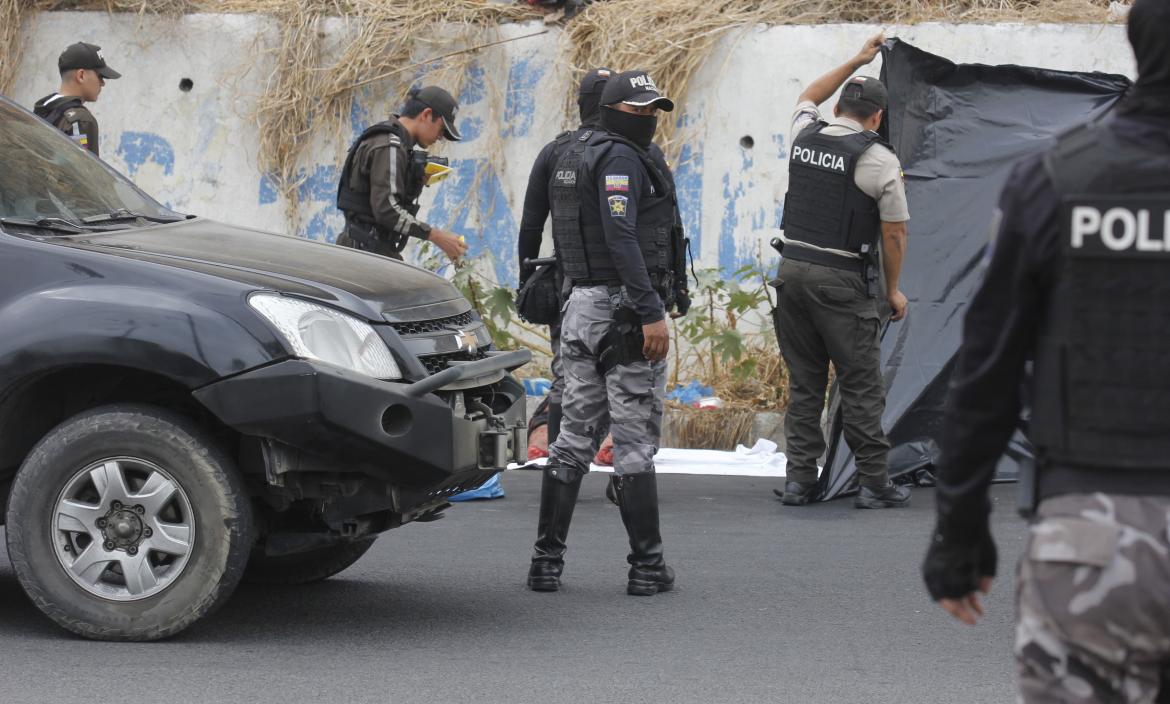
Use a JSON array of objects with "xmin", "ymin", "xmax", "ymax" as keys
[
  {"xmin": 527, "ymin": 576, "xmax": 561, "ymax": 592},
  {"xmin": 854, "ymin": 497, "xmax": 910, "ymax": 509},
  {"xmin": 627, "ymin": 580, "xmax": 674, "ymax": 596}
]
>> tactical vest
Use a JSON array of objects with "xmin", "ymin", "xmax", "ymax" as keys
[
  {"xmin": 34, "ymin": 95, "xmax": 84, "ymax": 132},
  {"xmin": 782, "ymin": 121, "xmax": 887, "ymax": 255},
  {"xmin": 549, "ymin": 130, "xmax": 675, "ymax": 291},
  {"xmin": 1030, "ymin": 121, "xmax": 1170, "ymax": 478},
  {"xmin": 336, "ymin": 120, "xmax": 423, "ymax": 226}
]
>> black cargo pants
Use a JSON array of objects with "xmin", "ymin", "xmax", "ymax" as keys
[{"xmin": 772, "ymin": 257, "xmax": 890, "ymax": 489}]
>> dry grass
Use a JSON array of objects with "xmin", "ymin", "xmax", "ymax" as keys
[
  {"xmin": 564, "ymin": 0, "xmax": 1113, "ymax": 156},
  {"xmin": 0, "ymin": 0, "xmax": 28, "ymax": 93},
  {"xmin": 668, "ymin": 405, "xmax": 757, "ymax": 450},
  {"xmin": 6, "ymin": 0, "xmax": 1117, "ymax": 202}
]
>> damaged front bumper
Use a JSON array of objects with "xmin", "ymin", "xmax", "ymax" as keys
[{"xmin": 193, "ymin": 350, "xmax": 531, "ymax": 492}]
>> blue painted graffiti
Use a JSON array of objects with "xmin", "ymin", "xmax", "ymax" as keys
[
  {"xmin": 673, "ymin": 141, "xmax": 703, "ymax": 257},
  {"xmin": 501, "ymin": 54, "xmax": 545, "ymax": 139},
  {"xmin": 117, "ymin": 132, "xmax": 174, "ymax": 177},
  {"xmin": 459, "ymin": 61, "xmax": 488, "ymax": 106},
  {"xmin": 429, "ymin": 157, "xmax": 518, "ymax": 286}
]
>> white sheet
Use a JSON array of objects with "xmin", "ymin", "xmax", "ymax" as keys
[{"xmin": 511, "ymin": 439, "xmax": 804, "ymax": 478}]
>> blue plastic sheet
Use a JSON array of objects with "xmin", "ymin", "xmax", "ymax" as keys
[
  {"xmin": 666, "ymin": 380, "xmax": 714, "ymax": 405},
  {"xmin": 449, "ymin": 473, "xmax": 506, "ymax": 501}
]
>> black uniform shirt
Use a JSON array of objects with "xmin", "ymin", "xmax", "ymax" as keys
[
  {"xmin": 934, "ymin": 113, "xmax": 1170, "ymax": 537},
  {"xmin": 578, "ymin": 142, "xmax": 665, "ymax": 324}
]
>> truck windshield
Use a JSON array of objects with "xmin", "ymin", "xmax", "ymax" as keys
[{"xmin": 0, "ymin": 99, "xmax": 180, "ymax": 226}]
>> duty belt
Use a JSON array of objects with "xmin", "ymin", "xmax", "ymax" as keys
[
  {"xmin": 781, "ymin": 243, "xmax": 862, "ymax": 273},
  {"xmin": 573, "ymin": 271, "xmax": 672, "ymax": 295}
]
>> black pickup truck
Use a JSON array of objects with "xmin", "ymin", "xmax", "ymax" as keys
[{"xmin": 0, "ymin": 97, "xmax": 528, "ymax": 640}]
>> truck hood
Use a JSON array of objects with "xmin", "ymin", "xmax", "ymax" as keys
[{"xmin": 54, "ymin": 218, "xmax": 469, "ymax": 322}]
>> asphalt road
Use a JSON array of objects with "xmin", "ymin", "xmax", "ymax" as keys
[{"xmin": 0, "ymin": 473, "xmax": 1025, "ymax": 704}]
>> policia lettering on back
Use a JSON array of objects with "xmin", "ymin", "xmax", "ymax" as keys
[{"xmin": 1068, "ymin": 200, "xmax": 1170, "ymax": 253}]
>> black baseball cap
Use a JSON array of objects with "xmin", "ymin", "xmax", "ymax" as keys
[
  {"xmin": 841, "ymin": 75, "xmax": 887, "ymax": 111},
  {"xmin": 58, "ymin": 42, "xmax": 121, "ymax": 79},
  {"xmin": 600, "ymin": 70, "xmax": 675, "ymax": 112},
  {"xmin": 411, "ymin": 85, "xmax": 461, "ymax": 141},
  {"xmin": 578, "ymin": 67, "xmax": 612, "ymax": 97}
]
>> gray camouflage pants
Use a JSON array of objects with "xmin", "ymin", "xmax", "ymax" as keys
[
  {"xmin": 1017, "ymin": 493, "xmax": 1170, "ymax": 703},
  {"xmin": 547, "ymin": 286, "xmax": 666, "ymax": 477},
  {"xmin": 549, "ymin": 322, "xmax": 564, "ymax": 405}
]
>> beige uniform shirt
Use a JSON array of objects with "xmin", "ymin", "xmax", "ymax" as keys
[{"xmin": 783, "ymin": 100, "xmax": 909, "ymax": 258}]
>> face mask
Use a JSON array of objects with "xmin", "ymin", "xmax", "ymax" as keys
[
  {"xmin": 601, "ymin": 106, "xmax": 657, "ymax": 149},
  {"xmin": 578, "ymin": 91, "xmax": 603, "ymax": 128}
]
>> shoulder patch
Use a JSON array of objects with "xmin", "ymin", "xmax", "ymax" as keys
[
  {"xmin": 605, "ymin": 174, "xmax": 629, "ymax": 192},
  {"xmin": 607, "ymin": 194, "xmax": 628, "ymax": 217}
]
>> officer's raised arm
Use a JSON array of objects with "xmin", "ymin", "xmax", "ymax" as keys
[{"xmin": 798, "ymin": 32, "xmax": 885, "ymax": 108}]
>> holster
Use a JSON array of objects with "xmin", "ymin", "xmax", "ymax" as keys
[
  {"xmin": 597, "ymin": 305, "xmax": 646, "ymax": 375},
  {"xmin": 861, "ymin": 243, "xmax": 880, "ymax": 299},
  {"xmin": 345, "ymin": 218, "xmax": 378, "ymax": 246}
]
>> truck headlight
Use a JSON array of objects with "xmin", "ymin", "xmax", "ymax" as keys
[{"xmin": 248, "ymin": 293, "xmax": 402, "ymax": 380}]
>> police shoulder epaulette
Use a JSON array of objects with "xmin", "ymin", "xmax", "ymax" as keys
[{"xmin": 578, "ymin": 130, "xmax": 593, "ymax": 142}]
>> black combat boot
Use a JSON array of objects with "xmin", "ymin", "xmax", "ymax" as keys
[
  {"xmin": 773, "ymin": 480, "xmax": 817, "ymax": 506},
  {"xmin": 527, "ymin": 465, "xmax": 583, "ymax": 592},
  {"xmin": 854, "ymin": 481, "xmax": 911, "ymax": 509},
  {"xmin": 616, "ymin": 473, "xmax": 675, "ymax": 596}
]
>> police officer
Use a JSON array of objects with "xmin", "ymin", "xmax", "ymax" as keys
[
  {"xmin": 924, "ymin": 2, "xmax": 1170, "ymax": 700},
  {"xmin": 773, "ymin": 33, "xmax": 911, "ymax": 509},
  {"xmin": 336, "ymin": 86, "xmax": 468, "ymax": 262},
  {"xmin": 33, "ymin": 42, "xmax": 120, "ymax": 156},
  {"xmin": 527, "ymin": 70, "xmax": 681, "ymax": 596},
  {"xmin": 517, "ymin": 68, "xmax": 691, "ymax": 454},
  {"xmin": 518, "ymin": 68, "xmax": 614, "ymax": 451}
]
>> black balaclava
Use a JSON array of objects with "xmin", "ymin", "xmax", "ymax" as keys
[
  {"xmin": 600, "ymin": 107, "xmax": 657, "ymax": 149},
  {"xmin": 1120, "ymin": 0, "xmax": 1170, "ymax": 116},
  {"xmin": 577, "ymin": 68, "xmax": 611, "ymax": 128}
]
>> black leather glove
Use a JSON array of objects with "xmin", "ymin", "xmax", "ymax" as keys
[
  {"xmin": 673, "ymin": 289, "xmax": 691, "ymax": 316},
  {"xmin": 922, "ymin": 526, "xmax": 997, "ymax": 601}
]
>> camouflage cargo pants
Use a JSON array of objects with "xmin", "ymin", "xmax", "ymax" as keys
[
  {"xmin": 549, "ymin": 322, "xmax": 564, "ymax": 405},
  {"xmin": 1017, "ymin": 493, "xmax": 1170, "ymax": 703},
  {"xmin": 548, "ymin": 286, "xmax": 666, "ymax": 477}
]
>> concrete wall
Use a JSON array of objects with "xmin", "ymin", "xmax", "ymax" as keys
[{"xmin": 8, "ymin": 13, "xmax": 1135, "ymax": 287}]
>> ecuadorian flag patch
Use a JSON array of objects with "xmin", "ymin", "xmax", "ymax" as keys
[{"xmin": 605, "ymin": 174, "xmax": 629, "ymax": 192}]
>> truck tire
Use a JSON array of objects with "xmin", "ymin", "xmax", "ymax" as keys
[
  {"xmin": 244, "ymin": 537, "xmax": 376, "ymax": 585},
  {"xmin": 4, "ymin": 404, "xmax": 252, "ymax": 641}
]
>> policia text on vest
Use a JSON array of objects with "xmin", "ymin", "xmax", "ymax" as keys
[{"xmin": 1068, "ymin": 199, "xmax": 1170, "ymax": 253}]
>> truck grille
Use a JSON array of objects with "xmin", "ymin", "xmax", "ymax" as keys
[
  {"xmin": 390, "ymin": 311, "xmax": 474, "ymax": 336},
  {"xmin": 418, "ymin": 349, "xmax": 489, "ymax": 376}
]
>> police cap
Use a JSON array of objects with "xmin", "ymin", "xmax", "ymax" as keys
[
  {"xmin": 58, "ymin": 42, "xmax": 121, "ymax": 79},
  {"xmin": 842, "ymin": 76, "xmax": 887, "ymax": 111},
  {"xmin": 411, "ymin": 85, "xmax": 462, "ymax": 142},
  {"xmin": 600, "ymin": 70, "xmax": 675, "ymax": 112}
]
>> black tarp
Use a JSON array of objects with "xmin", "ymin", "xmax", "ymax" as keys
[{"xmin": 817, "ymin": 39, "xmax": 1131, "ymax": 501}]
